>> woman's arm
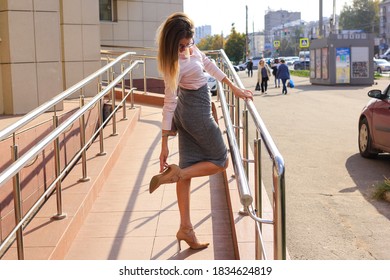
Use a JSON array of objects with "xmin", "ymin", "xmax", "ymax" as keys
[{"xmin": 222, "ymin": 76, "xmax": 253, "ymax": 101}]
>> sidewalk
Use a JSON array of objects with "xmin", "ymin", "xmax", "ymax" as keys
[
  {"xmin": 63, "ymin": 104, "xmax": 237, "ymax": 260},
  {"xmin": 1, "ymin": 91, "xmax": 277, "ymax": 260}
]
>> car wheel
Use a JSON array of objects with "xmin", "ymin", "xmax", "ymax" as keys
[
  {"xmin": 358, "ymin": 118, "xmax": 377, "ymax": 158},
  {"xmin": 211, "ymin": 90, "xmax": 217, "ymax": 96},
  {"xmin": 377, "ymin": 67, "xmax": 382, "ymax": 74}
]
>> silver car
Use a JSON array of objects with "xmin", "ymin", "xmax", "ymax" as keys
[{"xmin": 373, "ymin": 58, "xmax": 390, "ymax": 73}]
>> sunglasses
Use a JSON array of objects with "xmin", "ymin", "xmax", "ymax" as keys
[{"xmin": 179, "ymin": 39, "xmax": 194, "ymax": 52}]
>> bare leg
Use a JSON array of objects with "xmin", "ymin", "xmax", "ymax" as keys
[
  {"xmin": 176, "ymin": 160, "xmax": 228, "ymax": 227},
  {"xmin": 180, "ymin": 160, "xmax": 228, "ymax": 181},
  {"xmin": 175, "ymin": 160, "xmax": 228, "ymax": 250},
  {"xmin": 176, "ymin": 178, "xmax": 192, "ymax": 228}
]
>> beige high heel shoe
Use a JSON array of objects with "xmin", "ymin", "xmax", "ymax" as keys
[
  {"xmin": 149, "ymin": 164, "xmax": 181, "ymax": 193},
  {"xmin": 176, "ymin": 226, "xmax": 209, "ymax": 251}
]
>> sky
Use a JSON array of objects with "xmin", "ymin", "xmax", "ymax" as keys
[{"xmin": 183, "ymin": 0, "xmax": 354, "ymax": 36}]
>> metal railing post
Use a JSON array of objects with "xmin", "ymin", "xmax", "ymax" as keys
[
  {"xmin": 143, "ymin": 58, "xmax": 147, "ymax": 94},
  {"xmin": 121, "ymin": 64, "xmax": 127, "ymax": 120},
  {"xmin": 274, "ymin": 165, "xmax": 286, "ymax": 260},
  {"xmin": 52, "ymin": 115, "xmax": 66, "ymax": 220},
  {"xmin": 11, "ymin": 143, "xmax": 24, "ymax": 260},
  {"xmin": 111, "ymin": 71, "xmax": 118, "ymax": 136},
  {"xmin": 129, "ymin": 70, "xmax": 135, "ymax": 109},
  {"xmin": 254, "ymin": 137, "xmax": 262, "ymax": 259},
  {"xmin": 78, "ymin": 95, "xmax": 90, "ymax": 182},
  {"xmin": 97, "ymin": 81, "xmax": 106, "ymax": 156},
  {"xmin": 242, "ymin": 109, "xmax": 249, "ymax": 178}
]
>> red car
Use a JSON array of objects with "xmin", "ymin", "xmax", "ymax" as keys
[{"xmin": 358, "ymin": 85, "xmax": 390, "ymax": 158}]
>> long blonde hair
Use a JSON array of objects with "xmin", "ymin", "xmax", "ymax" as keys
[{"xmin": 156, "ymin": 12, "xmax": 194, "ymax": 90}]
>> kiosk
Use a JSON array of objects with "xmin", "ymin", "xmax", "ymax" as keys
[{"xmin": 309, "ymin": 33, "xmax": 374, "ymax": 86}]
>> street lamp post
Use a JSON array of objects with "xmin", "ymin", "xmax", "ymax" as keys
[
  {"xmin": 319, "ymin": 0, "xmax": 323, "ymax": 38},
  {"xmin": 246, "ymin": 5, "xmax": 248, "ymax": 60}
]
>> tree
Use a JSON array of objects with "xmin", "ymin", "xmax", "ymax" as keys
[
  {"xmin": 339, "ymin": 0, "xmax": 379, "ymax": 35},
  {"xmin": 197, "ymin": 34, "xmax": 224, "ymax": 51},
  {"xmin": 224, "ymin": 26, "xmax": 246, "ymax": 64}
]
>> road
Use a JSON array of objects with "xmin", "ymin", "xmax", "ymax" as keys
[{"xmin": 237, "ymin": 72, "xmax": 390, "ymax": 259}]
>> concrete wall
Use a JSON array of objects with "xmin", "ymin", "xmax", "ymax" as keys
[
  {"xmin": 0, "ymin": 0, "xmax": 101, "ymax": 115},
  {"xmin": 60, "ymin": 0, "xmax": 101, "ymax": 98},
  {"xmin": 0, "ymin": 0, "xmax": 63, "ymax": 114},
  {"xmin": 100, "ymin": 0, "xmax": 183, "ymax": 48},
  {"xmin": 0, "ymin": 0, "xmax": 182, "ymax": 115}
]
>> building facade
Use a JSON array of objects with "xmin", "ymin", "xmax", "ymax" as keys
[
  {"xmin": 0, "ymin": 0, "xmax": 183, "ymax": 115},
  {"xmin": 195, "ymin": 25, "xmax": 211, "ymax": 44},
  {"xmin": 264, "ymin": 9, "xmax": 301, "ymax": 47},
  {"xmin": 379, "ymin": 0, "xmax": 390, "ymax": 54}
]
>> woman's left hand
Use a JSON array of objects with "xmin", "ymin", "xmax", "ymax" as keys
[{"xmin": 233, "ymin": 86, "xmax": 253, "ymax": 101}]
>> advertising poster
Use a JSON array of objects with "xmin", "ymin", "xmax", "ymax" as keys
[
  {"xmin": 335, "ymin": 48, "xmax": 350, "ymax": 83},
  {"xmin": 351, "ymin": 47, "xmax": 369, "ymax": 78},
  {"xmin": 310, "ymin": 50, "xmax": 315, "ymax": 78},
  {"xmin": 316, "ymin": 49, "xmax": 321, "ymax": 79},
  {"xmin": 322, "ymin": 48, "xmax": 328, "ymax": 80}
]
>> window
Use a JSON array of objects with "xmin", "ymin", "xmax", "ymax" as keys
[{"xmin": 99, "ymin": 0, "xmax": 116, "ymax": 22}]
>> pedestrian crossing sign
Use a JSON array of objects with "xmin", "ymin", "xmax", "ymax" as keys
[
  {"xmin": 273, "ymin": 40, "xmax": 280, "ymax": 48},
  {"xmin": 300, "ymin": 38, "xmax": 310, "ymax": 48}
]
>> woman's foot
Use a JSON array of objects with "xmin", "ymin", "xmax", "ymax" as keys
[
  {"xmin": 176, "ymin": 226, "xmax": 209, "ymax": 251},
  {"xmin": 149, "ymin": 164, "xmax": 181, "ymax": 193}
]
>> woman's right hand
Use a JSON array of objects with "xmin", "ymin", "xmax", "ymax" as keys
[{"xmin": 159, "ymin": 144, "xmax": 169, "ymax": 172}]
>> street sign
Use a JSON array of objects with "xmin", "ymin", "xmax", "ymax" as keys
[
  {"xmin": 273, "ymin": 40, "xmax": 280, "ymax": 48},
  {"xmin": 300, "ymin": 38, "xmax": 310, "ymax": 48}
]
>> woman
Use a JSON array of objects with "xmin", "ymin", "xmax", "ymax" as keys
[
  {"xmin": 271, "ymin": 58, "xmax": 280, "ymax": 88},
  {"xmin": 150, "ymin": 12, "xmax": 253, "ymax": 251},
  {"xmin": 257, "ymin": 59, "xmax": 272, "ymax": 94},
  {"xmin": 276, "ymin": 59, "xmax": 290, "ymax": 94}
]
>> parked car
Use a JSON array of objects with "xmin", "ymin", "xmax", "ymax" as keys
[
  {"xmin": 373, "ymin": 58, "xmax": 390, "ymax": 73},
  {"xmin": 358, "ymin": 84, "xmax": 390, "ymax": 158},
  {"xmin": 237, "ymin": 57, "xmax": 261, "ymax": 71},
  {"xmin": 204, "ymin": 72, "xmax": 217, "ymax": 96},
  {"xmin": 238, "ymin": 61, "xmax": 248, "ymax": 71},
  {"xmin": 379, "ymin": 48, "xmax": 390, "ymax": 61},
  {"xmin": 293, "ymin": 60, "xmax": 310, "ymax": 70}
]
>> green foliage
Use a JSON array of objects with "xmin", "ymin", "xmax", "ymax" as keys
[
  {"xmin": 197, "ymin": 34, "xmax": 224, "ymax": 51},
  {"xmin": 196, "ymin": 26, "xmax": 246, "ymax": 64},
  {"xmin": 290, "ymin": 70, "xmax": 310, "ymax": 77},
  {"xmin": 372, "ymin": 177, "xmax": 390, "ymax": 201},
  {"xmin": 339, "ymin": 0, "xmax": 379, "ymax": 34},
  {"xmin": 224, "ymin": 26, "xmax": 246, "ymax": 65}
]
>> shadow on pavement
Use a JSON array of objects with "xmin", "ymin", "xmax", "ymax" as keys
[{"xmin": 345, "ymin": 153, "xmax": 390, "ymax": 220}]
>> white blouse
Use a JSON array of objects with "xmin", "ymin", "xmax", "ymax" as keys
[{"xmin": 161, "ymin": 46, "xmax": 227, "ymax": 130}]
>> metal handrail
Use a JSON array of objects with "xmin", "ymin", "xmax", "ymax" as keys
[
  {"xmin": 208, "ymin": 49, "xmax": 286, "ymax": 260},
  {"xmin": 101, "ymin": 48, "xmax": 158, "ymax": 95},
  {"xmin": 0, "ymin": 51, "xmax": 135, "ymax": 142},
  {"xmin": 0, "ymin": 61, "xmax": 142, "ymax": 188},
  {"xmin": 0, "ymin": 53, "xmax": 144, "ymax": 259}
]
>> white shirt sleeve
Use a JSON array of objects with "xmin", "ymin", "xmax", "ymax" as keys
[{"xmin": 161, "ymin": 81, "xmax": 177, "ymax": 131}]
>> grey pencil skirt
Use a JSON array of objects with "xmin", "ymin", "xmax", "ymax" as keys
[{"xmin": 174, "ymin": 84, "xmax": 227, "ymax": 169}]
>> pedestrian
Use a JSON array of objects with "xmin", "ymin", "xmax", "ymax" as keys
[
  {"xmin": 271, "ymin": 58, "xmax": 280, "ymax": 88},
  {"xmin": 247, "ymin": 58, "xmax": 253, "ymax": 77},
  {"xmin": 276, "ymin": 59, "xmax": 290, "ymax": 94},
  {"xmin": 150, "ymin": 12, "xmax": 253, "ymax": 251},
  {"xmin": 257, "ymin": 59, "xmax": 272, "ymax": 94}
]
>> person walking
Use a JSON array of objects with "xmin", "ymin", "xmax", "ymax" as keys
[
  {"xmin": 150, "ymin": 12, "xmax": 253, "ymax": 251},
  {"xmin": 257, "ymin": 59, "xmax": 272, "ymax": 94},
  {"xmin": 276, "ymin": 59, "xmax": 290, "ymax": 94},
  {"xmin": 271, "ymin": 58, "xmax": 280, "ymax": 88},
  {"xmin": 247, "ymin": 58, "xmax": 253, "ymax": 77}
]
